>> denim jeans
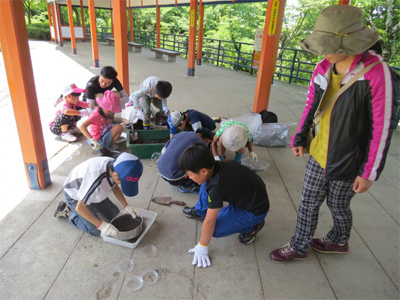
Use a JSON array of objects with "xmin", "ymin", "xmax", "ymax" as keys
[
  {"xmin": 65, "ymin": 192, "xmax": 120, "ymax": 236},
  {"xmin": 194, "ymin": 184, "xmax": 267, "ymax": 237}
]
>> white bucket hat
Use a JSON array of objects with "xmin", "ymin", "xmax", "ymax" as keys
[
  {"xmin": 299, "ymin": 5, "xmax": 379, "ymax": 55},
  {"xmin": 221, "ymin": 125, "xmax": 248, "ymax": 152}
]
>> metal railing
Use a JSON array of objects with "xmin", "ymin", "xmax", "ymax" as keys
[{"xmin": 85, "ymin": 27, "xmax": 399, "ymax": 85}]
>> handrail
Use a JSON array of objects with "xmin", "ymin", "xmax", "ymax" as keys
[{"xmin": 85, "ymin": 27, "xmax": 399, "ymax": 85}]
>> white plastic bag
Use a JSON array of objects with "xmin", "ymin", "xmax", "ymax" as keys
[{"xmin": 253, "ymin": 122, "xmax": 297, "ymax": 147}]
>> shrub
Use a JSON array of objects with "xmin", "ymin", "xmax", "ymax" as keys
[{"xmin": 26, "ymin": 23, "xmax": 51, "ymax": 40}]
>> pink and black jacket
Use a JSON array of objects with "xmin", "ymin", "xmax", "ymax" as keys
[{"xmin": 291, "ymin": 51, "xmax": 399, "ymax": 181}]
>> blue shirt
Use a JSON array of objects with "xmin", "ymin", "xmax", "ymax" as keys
[{"xmin": 157, "ymin": 132, "xmax": 206, "ymax": 181}]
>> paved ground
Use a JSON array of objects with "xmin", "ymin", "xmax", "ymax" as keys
[{"xmin": 0, "ymin": 40, "xmax": 399, "ymax": 300}]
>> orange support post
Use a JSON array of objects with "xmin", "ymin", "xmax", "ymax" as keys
[
  {"xmin": 338, "ymin": 0, "xmax": 350, "ymax": 4},
  {"xmin": 67, "ymin": 0, "xmax": 77, "ymax": 54},
  {"xmin": 56, "ymin": 3, "xmax": 64, "ymax": 46},
  {"xmin": 111, "ymin": 9, "xmax": 115, "ymax": 38},
  {"xmin": 156, "ymin": 0, "xmax": 161, "ymax": 48},
  {"xmin": 50, "ymin": 3, "xmax": 59, "ymax": 44},
  {"xmin": 129, "ymin": 0, "xmax": 134, "ymax": 42},
  {"xmin": 252, "ymin": 0, "xmax": 286, "ymax": 113},
  {"xmin": 113, "ymin": 0, "xmax": 130, "ymax": 94},
  {"xmin": 0, "ymin": 0, "xmax": 51, "ymax": 190},
  {"xmin": 88, "ymin": 0, "xmax": 99, "ymax": 68},
  {"xmin": 80, "ymin": 0, "xmax": 86, "ymax": 42},
  {"xmin": 197, "ymin": 0, "xmax": 204, "ymax": 66},
  {"xmin": 47, "ymin": 4, "xmax": 53, "ymax": 42},
  {"xmin": 187, "ymin": 0, "xmax": 198, "ymax": 76}
]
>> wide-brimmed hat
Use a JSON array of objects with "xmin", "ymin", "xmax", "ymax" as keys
[
  {"xmin": 221, "ymin": 125, "xmax": 247, "ymax": 152},
  {"xmin": 299, "ymin": 5, "xmax": 379, "ymax": 55},
  {"xmin": 96, "ymin": 90, "xmax": 121, "ymax": 113}
]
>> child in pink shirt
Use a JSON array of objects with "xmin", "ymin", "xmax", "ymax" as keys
[
  {"xmin": 79, "ymin": 90, "xmax": 123, "ymax": 150},
  {"xmin": 49, "ymin": 83, "xmax": 93, "ymax": 142}
]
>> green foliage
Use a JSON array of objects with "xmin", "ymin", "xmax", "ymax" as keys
[{"xmin": 26, "ymin": 23, "xmax": 51, "ymax": 40}]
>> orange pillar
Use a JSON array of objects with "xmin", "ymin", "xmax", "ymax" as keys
[
  {"xmin": 113, "ymin": 0, "xmax": 130, "ymax": 94},
  {"xmin": 50, "ymin": 4, "xmax": 59, "ymax": 44},
  {"xmin": 338, "ymin": 0, "xmax": 350, "ymax": 4},
  {"xmin": 88, "ymin": 0, "xmax": 99, "ymax": 68},
  {"xmin": 111, "ymin": 9, "xmax": 115, "ymax": 38},
  {"xmin": 80, "ymin": 0, "xmax": 86, "ymax": 42},
  {"xmin": 0, "ymin": 0, "xmax": 51, "ymax": 190},
  {"xmin": 187, "ymin": 0, "xmax": 198, "ymax": 76},
  {"xmin": 156, "ymin": 0, "xmax": 161, "ymax": 48},
  {"xmin": 129, "ymin": 0, "xmax": 134, "ymax": 42},
  {"xmin": 55, "ymin": 3, "xmax": 64, "ymax": 46},
  {"xmin": 47, "ymin": 4, "xmax": 53, "ymax": 42},
  {"xmin": 197, "ymin": 0, "xmax": 204, "ymax": 66},
  {"xmin": 252, "ymin": 0, "xmax": 286, "ymax": 113},
  {"xmin": 67, "ymin": 0, "xmax": 77, "ymax": 54}
]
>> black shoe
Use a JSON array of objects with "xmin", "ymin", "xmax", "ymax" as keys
[
  {"xmin": 54, "ymin": 201, "xmax": 71, "ymax": 218},
  {"xmin": 238, "ymin": 219, "xmax": 265, "ymax": 244},
  {"xmin": 178, "ymin": 184, "xmax": 200, "ymax": 194},
  {"xmin": 182, "ymin": 207, "xmax": 205, "ymax": 222}
]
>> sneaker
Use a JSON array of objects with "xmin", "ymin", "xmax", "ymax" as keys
[
  {"xmin": 61, "ymin": 132, "xmax": 77, "ymax": 142},
  {"xmin": 143, "ymin": 125, "xmax": 151, "ymax": 130},
  {"xmin": 182, "ymin": 207, "xmax": 205, "ymax": 222},
  {"xmin": 269, "ymin": 243, "xmax": 307, "ymax": 263},
  {"xmin": 178, "ymin": 184, "xmax": 200, "ymax": 194},
  {"xmin": 310, "ymin": 237, "xmax": 349, "ymax": 254},
  {"xmin": 126, "ymin": 123, "xmax": 132, "ymax": 130},
  {"xmin": 54, "ymin": 201, "xmax": 71, "ymax": 218},
  {"xmin": 68, "ymin": 127, "xmax": 81, "ymax": 134},
  {"xmin": 234, "ymin": 152, "xmax": 243, "ymax": 163},
  {"xmin": 238, "ymin": 219, "xmax": 265, "ymax": 244}
]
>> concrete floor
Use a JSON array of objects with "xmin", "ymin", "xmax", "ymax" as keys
[{"xmin": 0, "ymin": 40, "xmax": 399, "ymax": 300}]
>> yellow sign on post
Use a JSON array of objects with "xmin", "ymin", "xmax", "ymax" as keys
[
  {"xmin": 190, "ymin": 9, "xmax": 195, "ymax": 27},
  {"xmin": 268, "ymin": 0, "xmax": 280, "ymax": 36}
]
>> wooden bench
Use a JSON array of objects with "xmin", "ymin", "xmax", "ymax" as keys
[
  {"xmin": 106, "ymin": 37, "xmax": 115, "ymax": 46},
  {"xmin": 128, "ymin": 42, "xmax": 144, "ymax": 53},
  {"xmin": 151, "ymin": 48, "xmax": 180, "ymax": 62}
]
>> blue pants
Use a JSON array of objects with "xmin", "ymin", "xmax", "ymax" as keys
[
  {"xmin": 65, "ymin": 192, "xmax": 119, "ymax": 236},
  {"xmin": 194, "ymin": 184, "xmax": 267, "ymax": 237}
]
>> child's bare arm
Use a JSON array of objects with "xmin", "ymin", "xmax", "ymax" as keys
[{"xmin": 78, "ymin": 118, "xmax": 93, "ymax": 140}]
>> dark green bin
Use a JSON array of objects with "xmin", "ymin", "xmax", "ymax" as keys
[{"xmin": 126, "ymin": 129, "xmax": 170, "ymax": 159}]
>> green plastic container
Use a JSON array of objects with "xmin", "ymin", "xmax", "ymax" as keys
[{"xmin": 126, "ymin": 129, "xmax": 170, "ymax": 159}]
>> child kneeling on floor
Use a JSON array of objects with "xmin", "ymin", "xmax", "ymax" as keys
[
  {"xmin": 54, "ymin": 152, "xmax": 143, "ymax": 237},
  {"xmin": 179, "ymin": 143, "xmax": 270, "ymax": 268},
  {"xmin": 212, "ymin": 120, "xmax": 257, "ymax": 162},
  {"xmin": 79, "ymin": 90, "xmax": 124, "ymax": 151},
  {"xmin": 49, "ymin": 83, "xmax": 93, "ymax": 142}
]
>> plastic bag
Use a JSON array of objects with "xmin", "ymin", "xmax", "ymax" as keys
[
  {"xmin": 253, "ymin": 122, "xmax": 297, "ymax": 147},
  {"xmin": 221, "ymin": 113, "xmax": 262, "ymax": 137}
]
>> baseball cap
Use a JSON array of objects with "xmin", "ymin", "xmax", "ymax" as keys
[
  {"xmin": 113, "ymin": 153, "xmax": 143, "ymax": 197},
  {"xmin": 221, "ymin": 125, "xmax": 248, "ymax": 152},
  {"xmin": 167, "ymin": 111, "xmax": 184, "ymax": 134},
  {"xmin": 63, "ymin": 83, "xmax": 85, "ymax": 96}
]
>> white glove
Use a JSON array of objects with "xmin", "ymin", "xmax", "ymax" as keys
[
  {"xmin": 249, "ymin": 151, "xmax": 258, "ymax": 161},
  {"xmin": 162, "ymin": 106, "xmax": 169, "ymax": 114},
  {"xmin": 87, "ymin": 107, "xmax": 93, "ymax": 114},
  {"xmin": 124, "ymin": 204, "xmax": 139, "ymax": 218},
  {"xmin": 79, "ymin": 109, "xmax": 89, "ymax": 117},
  {"xmin": 188, "ymin": 243, "xmax": 211, "ymax": 268},
  {"xmin": 90, "ymin": 138, "xmax": 100, "ymax": 151},
  {"xmin": 214, "ymin": 155, "xmax": 221, "ymax": 161},
  {"xmin": 97, "ymin": 221, "xmax": 118, "ymax": 237},
  {"xmin": 135, "ymin": 108, "xmax": 145, "ymax": 121}
]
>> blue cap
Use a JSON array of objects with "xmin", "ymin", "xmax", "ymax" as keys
[{"xmin": 113, "ymin": 153, "xmax": 143, "ymax": 197}]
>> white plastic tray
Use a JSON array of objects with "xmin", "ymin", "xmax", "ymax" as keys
[
  {"xmin": 101, "ymin": 208, "xmax": 157, "ymax": 249},
  {"xmin": 241, "ymin": 157, "xmax": 269, "ymax": 173}
]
